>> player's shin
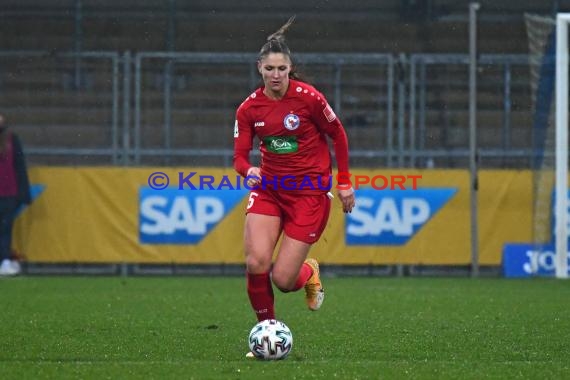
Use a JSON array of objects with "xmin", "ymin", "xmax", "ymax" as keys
[
  {"xmin": 290, "ymin": 262, "xmax": 313, "ymax": 291},
  {"xmin": 246, "ymin": 272, "xmax": 275, "ymax": 321}
]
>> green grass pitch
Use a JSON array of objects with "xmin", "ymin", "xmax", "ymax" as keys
[{"xmin": 0, "ymin": 276, "xmax": 569, "ymax": 379}]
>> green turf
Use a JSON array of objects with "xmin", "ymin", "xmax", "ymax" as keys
[{"xmin": 0, "ymin": 276, "xmax": 569, "ymax": 379}]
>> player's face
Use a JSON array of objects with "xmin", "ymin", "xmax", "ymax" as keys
[{"xmin": 258, "ymin": 53, "xmax": 292, "ymax": 98}]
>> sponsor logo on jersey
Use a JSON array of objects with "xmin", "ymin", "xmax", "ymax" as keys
[
  {"xmin": 345, "ymin": 188, "xmax": 457, "ymax": 245},
  {"xmin": 139, "ymin": 187, "xmax": 247, "ymax": 244},
  {"xmin": 283, "ymin": 114, "xmax": 300, "ymax": 130},
  {"xmin": 263, "ymin": 136, "xmax": 298, "ymax": 154},
  {"xmin": 323, "ymin": 104, "xmax": 337, "ymax": 123},
  {"xmin": 254, "ymin": 121, "xmax": 265, "ymax": 128}
]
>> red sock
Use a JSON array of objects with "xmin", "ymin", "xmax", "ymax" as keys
[
  {"xmin": 247, "ymin": 272, "xmax": 275, "ymax": 322},
  {"xmin": 290, "ymin": 262, "xmax": 313, "ymax": 291}
]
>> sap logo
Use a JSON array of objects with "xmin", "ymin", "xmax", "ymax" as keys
[
  {"xmin": 139, "ymin": 188, "xmax": 247, "ymax": 244},
  {"xmin": 346, "ymin": 188, "xmax": 457, "ymax": 245}
]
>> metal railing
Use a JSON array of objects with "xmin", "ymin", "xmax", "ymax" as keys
[
  {"xmin": 0, "ymin": 51, "xmax": 540, "ymax": 168},
  {"xmin": 408, "ymin": 53, "xmax": 533, "ymax": 168},
  {"xmin": 0, "ymin": 50, "xmax": 121, "ymax": 164},
  {"xmin": 131, "ymin": 52, "xmax": 394, "ymax": 166}
]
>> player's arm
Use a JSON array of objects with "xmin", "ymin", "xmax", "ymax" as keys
[
  {"xmin": 233, "ymin": 108, "xmax": 261, "ymax": 186},
  {"xmin": 312, "ymin": 94, "xmax": 355, "ymax": 213}
]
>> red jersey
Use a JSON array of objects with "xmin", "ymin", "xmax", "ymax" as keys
[{"xmin": 233, "ymin": 79, "xmax": 350, "ymax": 193}]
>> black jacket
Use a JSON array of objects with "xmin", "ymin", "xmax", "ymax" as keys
[{"xmin": 13, "ymin": 134, "xmax": 31, "ymax": 205}]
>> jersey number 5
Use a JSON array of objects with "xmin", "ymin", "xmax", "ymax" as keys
[{"xmin": 247, "ymin": 192, "xmax": 259, "ymax": 209}]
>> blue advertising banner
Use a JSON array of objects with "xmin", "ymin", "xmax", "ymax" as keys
[{"xmin": 502, "ymin": 243, "xmax": 570, "ymax": 278}]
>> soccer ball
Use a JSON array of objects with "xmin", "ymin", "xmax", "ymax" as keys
[{"xmin": 248, "ymin": 319, "xmax": 293, "ymax": 360}]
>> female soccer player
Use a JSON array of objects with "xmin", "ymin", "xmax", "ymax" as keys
[{"xmin": 233, "ymin": 16, "xmax": 355, "ymax": 338}]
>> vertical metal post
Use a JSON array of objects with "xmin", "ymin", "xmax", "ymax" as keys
[
  {"xmin": 386, "ymin": 56, "xmax": 394, "ymax": 168},
  {"xmin": 120, "ymin": 262, "xmax": 128, "ymax": 277},
  {"xmin": 469, "ymin": 2, "xmax": 480, "ymax": 277},
  {"xmin": 555, "ymin": 14, "xmax": 569, "ymax": 279},
  {"xmin": 397, "ymin": 54, "xmax": 406, "ymax": 168},
  {"xmin": 164, "ymin": 0, "xmax": 176, "ymax": 165},
  {"xmin": 134, "ymin": 53, "xmax": 143, "ymax": 165},
  {"xmin": 164, "ymin": 60, "xmax": 173, "ymax": 164},
  {"xmin": 249, "ymin": 62, "xmax": 258, "ymax": 91},
  {"xmin": 419, "ymin": 61, "xmax": 427, "ymax": 165},
  {"xmin": 166, "ymin": 0, "xmax": 176, "ymax": 51},
  {"xmin": 74, "ymin": 0, "xmax": 83, "ymax": 90},
  {"xmin": 122, "ymin": 51, "xmax": 132, "ymax": 166},
  {"xmin": 334, "ymin": 63, "xmax": 342, "ymax": 116},
  {"xmin": 111, "ymin": 54, "xmax": 119, "ymax": 165},
  {"xmin": 409, "ymin": 56, "xmax": 416, "ymax": 168},
  {"xmin": 503, "ymin": 63, "xmax": 512, "ymax": 153},
  {"xmin": 552, "ymin": 0, "xmax": 561, "ymax": 15}
]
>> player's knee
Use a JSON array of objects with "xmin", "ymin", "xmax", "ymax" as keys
[
  {"xmin": 271, "ymin": 272, "xmax": 294, "ymax": 292},
  {"xmin": 245, "ymin": 254, "xmax": 271, "ymax": 273}
]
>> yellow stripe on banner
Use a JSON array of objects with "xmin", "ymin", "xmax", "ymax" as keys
[{"xmin": 12, "ymin": 167, "xmax": 533, "ymax": 265}]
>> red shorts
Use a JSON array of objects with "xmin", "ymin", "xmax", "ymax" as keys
[{"xmin": 245, "ymin": 189, "xmax": 331, "ymax": 244}]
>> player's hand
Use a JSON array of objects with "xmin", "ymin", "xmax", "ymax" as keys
[
  {"xmin": 338, "ymin": 186, "xmax": 355, "ymax": 213},
  {"xmin": 246, "ymin": 167, "xmax": 261, "ymax": 188}
]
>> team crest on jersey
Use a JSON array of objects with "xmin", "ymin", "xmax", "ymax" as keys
[{"xmin": 283, "ymin": 114, "xmax": 300, "ymax": 130}]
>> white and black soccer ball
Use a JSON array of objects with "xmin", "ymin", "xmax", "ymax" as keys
[{"xmin": 248, "ymin": 319, "xmax": 293, "ymax": 360}]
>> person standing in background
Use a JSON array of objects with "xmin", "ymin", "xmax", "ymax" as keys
[{"xmin": 0, "ymin": 114, "xmax": 31, "ymax": 276}]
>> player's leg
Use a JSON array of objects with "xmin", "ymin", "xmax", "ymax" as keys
[
  {"xmin": 245, "ymin": 213, "xmax": 281, "ymax": 322},
  {"xmin": 244, "ymin": 190, "xmax": 282, "ymax": 322},
  {"xmin": 271, "ymin": 192, "xmax": 331, "ymax": 310},
  {"xmin": 271, "ymin": 235, "xmax": 312, "ymax": 291},
  {"xmin": 272, "ymin": 235, "xmax": 324, "ymax": 310}
]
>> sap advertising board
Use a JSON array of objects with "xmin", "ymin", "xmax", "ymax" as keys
[
  {"xmin": 139, "ymin": 188, "xmax": 247, "ymax": 244},
  {"xmin": 138, "ymin": 187, "xmax": 457, "ymax": 245},
  {"xmin": 346, "ymin": 188, "xmax": 457, "ymax": 245}
]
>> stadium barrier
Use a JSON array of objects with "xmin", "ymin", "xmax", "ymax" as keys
[{"xmin": 13, "ymin": 167, "xmax": 531, "ymax": 266}]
